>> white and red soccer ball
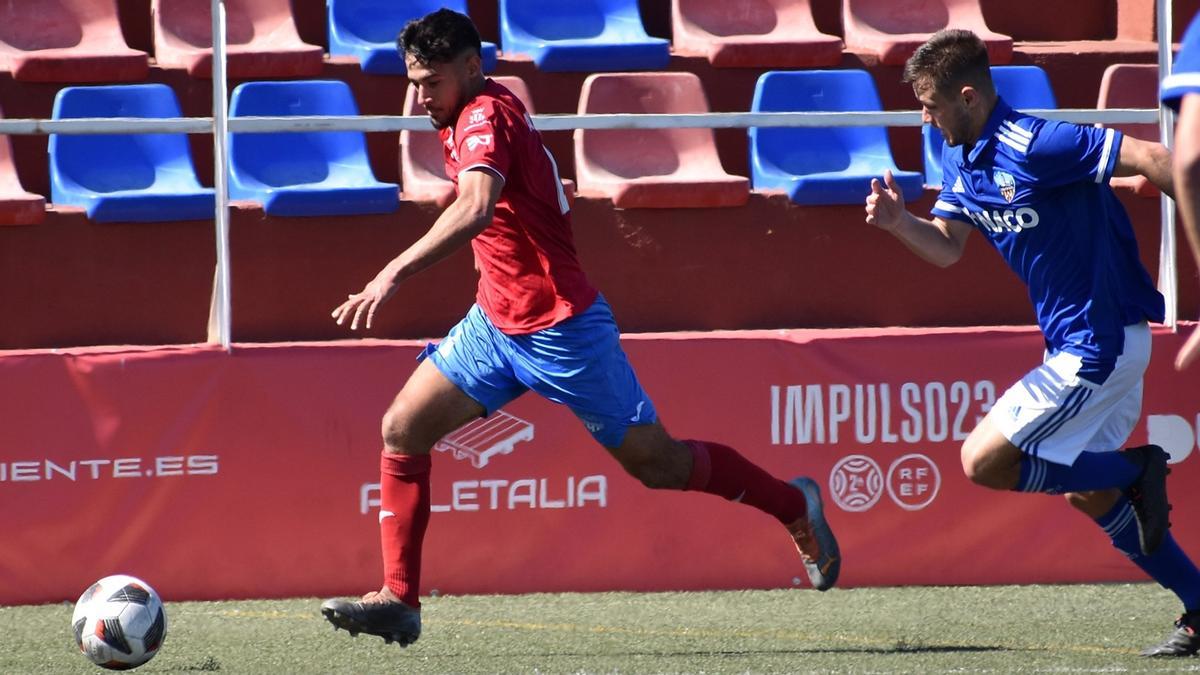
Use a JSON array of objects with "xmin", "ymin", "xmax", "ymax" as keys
[{"xmin": 71, "ymin": 575, "xmax": 167, "ymax": 670}]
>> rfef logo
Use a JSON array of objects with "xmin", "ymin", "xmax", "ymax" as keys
[
  {"xmin": 886, "ymin": 454, "xmax": 940, "ymax": 511},
  {"xmin": 829, "ymin": 453, "xmax": 942, "ymax": 512}
]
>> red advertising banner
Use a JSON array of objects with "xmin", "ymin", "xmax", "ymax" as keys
[{"xmin": 2, "ymin": 326, "xmax": 1199, "ymax": 605}]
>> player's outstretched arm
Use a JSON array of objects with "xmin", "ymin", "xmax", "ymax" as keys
[
  {"xmin": 865, "ymin": 169, "xmax": 971, "ymax": 268},
  {"xmin": 1115, "ymin": 135, "xmax": 1175, "ymax": 199},
  {"xmin": 332, "ymin": 169, "xmax": 504, "ymax": 331},
  {"xmin": 1173, "ymin": 94, "xmax": 1200, "ymax": 370}
]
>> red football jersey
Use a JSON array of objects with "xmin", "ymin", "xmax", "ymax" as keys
[{"xmin": 439, "ymin": 79, "xmax": 598, "ymax": 334}]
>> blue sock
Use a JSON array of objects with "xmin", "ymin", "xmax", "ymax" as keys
[
  {"xmin": 1098, "ymin": 497, "xmax": 1200, "ymax": 611},
  {"xmin": 1016, "ymin": 452, "xmax": 1140, "ymax": 494}
]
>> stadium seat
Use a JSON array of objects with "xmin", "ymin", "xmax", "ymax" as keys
[
  {"xmin": 575, "ymin": 72, "xmax": 748, "ymax": 208},
  {"xmin": 50, "ymin": 84, "xmax": 215, "ymax": 223},
  {"xmin": 0, "ymin": 0, "xmax": 148, "ymax": 82},
  {"xmin": 672, "ymin": 0, "xmax": 843, "ymax": 68},
  {"xmin": 923, "ymin": 65, "xmax": 1056, "ymax": 187},
  {"xmin": 229, "ymin": 80, "xmax": 399, "ymax": 217},
  {"xmin": 499, "ymin": 0, "xmax": 670, "ymax": 72},
  {"xmin": 0, "ymin": 113, "xmax": 44, "ymax": 226},
  {"xmin": 328, "ymin": 0, "xmax": 498, "ymax": 75},
  {"xmin": 749, "ymin": 69, "xmax": 923, "ymax": 205},
  {"xmin": 401, "ymin": 76, "xmax": 574, "ymax": 207},
  {"xmin": 153, "ymin": 0, "xmax": 324, "ymax": 79},
  {"xmin": 842, "ymin": 0, "xmax": 1012, "ymax": 66},
  {"xmin": 1098, "ymin": 64, "xmax": 1159, "ymax": 198}
]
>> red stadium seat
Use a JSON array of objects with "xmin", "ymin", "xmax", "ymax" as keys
[
  {"xmin": 401, "ymin": 77, "xmax": 574, "ymax": 207},
  {"xmin": 1098, "ymin": 64, "xmax": 1159, "ymax": 198},
  {"xmin": 575, "ymin": 72, "xmax": 749, "ymax": 209},
  {"xmin": 0, "ymin": 0, "xmax": 148, "ymax": 82},
  {"xmin": 153, "ymin": 0, "xmax": 324, "ymax": 79},
  {"xmin": 842, "ymin": 0, "xmax": 1012, "ymax": 66},
  {"xmin": 672, "ymin": 0, "xmax": 842, "ymax": 68},
  {"xmin": 0, "ymin": 111, "xmax": 44, "ymax": 226}
]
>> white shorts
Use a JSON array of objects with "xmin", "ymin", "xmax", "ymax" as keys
[{"xmin": 993, "ymin": 322, "xmax": 1151, "ymax": 466}]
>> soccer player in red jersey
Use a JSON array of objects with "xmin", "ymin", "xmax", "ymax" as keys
[{"xmin": 319, "ymin": 9, "xmax": 839, "ymax": 647}]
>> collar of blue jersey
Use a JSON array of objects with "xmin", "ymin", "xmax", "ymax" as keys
[{"xmin": 963, "ymin": 96, "xmax": 1014, "ymax": 166}]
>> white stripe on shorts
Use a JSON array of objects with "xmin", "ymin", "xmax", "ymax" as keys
[{"xmin": 993, "ymin": 323, "xmax": 1150, "ymax": 466}]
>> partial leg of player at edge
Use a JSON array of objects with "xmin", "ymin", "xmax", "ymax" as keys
[{"xmin": 958, "ymin": 344, "xmax": 1200, "ymax": 658}]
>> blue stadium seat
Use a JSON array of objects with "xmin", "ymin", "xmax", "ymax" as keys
[
  {"xmin": 749, "ymin": 70, "xmax": 923, "ymax": 205},
  {"xmin": 228, "ymin": 80, "xmax": 399, "ymax": 217},
  {"xmin": 50, "ymin": 84, "xmax": 215, "ymax": 223},
  {"xmin": 923, "ymin": 65, "xmax": 1057, "ymax": 187},
  {"xmin": 328, "ymin": 0, "xmax": 497, "ymax": 74},
  {"xmin": 499, "ymin": 0, "xmax": 670, "ymax": 72}
]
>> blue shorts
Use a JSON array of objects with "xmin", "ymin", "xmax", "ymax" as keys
[{"xmin": 422, "ymin": 296, "xmax": 658, "ymax": 448}]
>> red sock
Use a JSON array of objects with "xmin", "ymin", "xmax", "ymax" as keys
[
  {"xmin": 684, "ymin": 440, "xmax": 807, "ymax": 524},
  {"xmin": 379, "ymin": 451, "xmax": 431, "ymax": 608}
]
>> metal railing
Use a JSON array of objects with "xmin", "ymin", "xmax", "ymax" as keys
[{"xmin": 16, "ymin": 0, "xmax": 1179, "ymax": 347}]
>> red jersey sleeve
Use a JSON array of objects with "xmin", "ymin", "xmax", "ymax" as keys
[{"xmin": 454, "ymin": 99, "xmax": 513, "ymax": 182}]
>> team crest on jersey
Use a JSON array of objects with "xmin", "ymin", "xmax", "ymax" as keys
[
  {"xmin": 468, "ymin": 107, "xmax": 486, "ymax": 125},
  {"xmin": 994, "ymin": 170, "xmax": 1016, "ymax": 203}
]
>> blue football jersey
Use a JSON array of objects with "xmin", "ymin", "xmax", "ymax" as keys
[
  {"xmin": 1162, "ymin": 11, "xmax": 1200, "ymax": 111},
  {"xmin": 930, "ymin": 98, "xmax": 1165, "ymax": 384}
]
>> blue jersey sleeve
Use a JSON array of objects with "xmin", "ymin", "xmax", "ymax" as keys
[
  {"xmin": 929, "ymin": 143, "xmax": 970, "ymax": 223},
  {"xmin": 1163, "ymin": 12, "xmax": 1200, "ymax": 111},
  {"xmin": 1026, "ymin": 120, "xmax": 1122, "ymax": 188},
  {"xmin": 930, "ymin": 175, "xmax": 970, "ymax": 223}
]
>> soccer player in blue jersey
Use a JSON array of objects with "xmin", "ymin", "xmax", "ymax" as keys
[
  {"xmin": 1163, "ymin": 11, "xmax": 1200, "ymax": 372},
  {"xmin": 865, "ymin": 29, "xmax": 1200, "ymax": 656}
]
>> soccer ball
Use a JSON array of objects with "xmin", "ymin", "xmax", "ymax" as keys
[{"xmin": 71, "ymin": 575, "xmax": 167, "ymax": 670}]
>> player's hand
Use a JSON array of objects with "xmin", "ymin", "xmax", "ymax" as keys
[
  {"xmin": 331, "ymin": 271, "xmax": 399, "ymax": 331},
  {"xmin": 865, "ymin": 169, "xmax": 906, "ymax": 232},
  {"xmin": 1176, "ymin": 324, "xmax": 1200, "ymax": 370}
]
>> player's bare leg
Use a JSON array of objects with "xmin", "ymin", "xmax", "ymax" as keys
[
  {"xmin": 321, "ymin": 359, "xmax": 484, "ymax": 646},
  {"xmin": 959, "ymin": 415, "xmax": 1024, "ymax": 490},
  {"xmin": 603, "ymin": 422, "xmax": 690, "ymax": 489},
  {"xmin": 1063, "ymin": 489, "xmax": 1121, "ymax": 518},
  {"xmin": 606, "ymin": 422, "xmax": 840, "ymax": 590}
]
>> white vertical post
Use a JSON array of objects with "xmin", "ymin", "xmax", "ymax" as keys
[
  {"xmin": 211, "ymin": 0, "xmax": 232, "ymax": 350},
  {"xmin": 1158, "ymin": 0, "xmax": 1178, "ymax": 329}
]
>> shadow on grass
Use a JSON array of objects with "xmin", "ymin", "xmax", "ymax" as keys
[{"xmin": 417, "ymin": 644, "xmax": 1010, "ymax": 659}]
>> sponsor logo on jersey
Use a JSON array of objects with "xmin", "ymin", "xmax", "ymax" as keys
[
  {"xmin": 465, "ymin": 134, "xmax": 493, "ymax": 152},
  {"xmin": 965, "ymin": 206, "xmax": 1040, "ymax": 234}
]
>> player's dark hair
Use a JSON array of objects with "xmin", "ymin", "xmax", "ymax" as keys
[
  {"xmin": 903, "ymin": 29, "xmax": 995, "ymax": 96},
  {"xmin": 398, "ymin": 8, "xmax": 482, "ymax": 66}
]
